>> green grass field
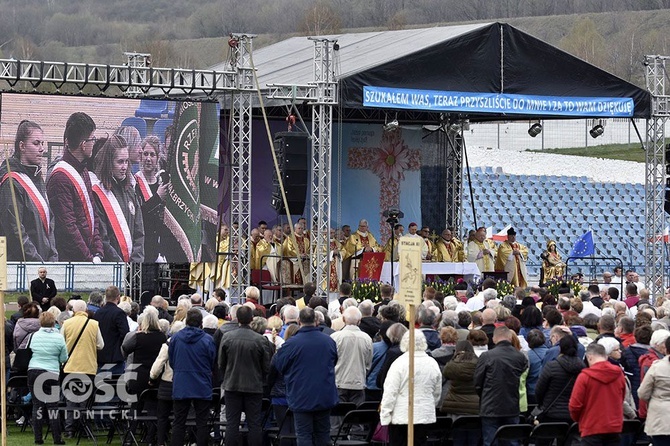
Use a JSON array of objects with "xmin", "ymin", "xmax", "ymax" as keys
[
  {"xmin": 526, "ymin": 142, "xmax": 646, "ymax": 163},
  {"xmin": 2, "ymin": 424, "xmax": 122, "ymax": 445}
]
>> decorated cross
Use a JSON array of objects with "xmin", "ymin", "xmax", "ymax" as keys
[{"xmin": 348, "ymin": 129, "xmax": 421, "ymax": 241}]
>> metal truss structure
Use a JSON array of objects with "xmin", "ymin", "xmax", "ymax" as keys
[
  {"xmin": 446, "ymin": 130, "xmax": 464, "ymax": 237},
  {"xmin": 644, "ymin": 55, "xmax": 670, "ymax": 297},
  {"xmin": 0, "ymin": 57, "xmax": 236, "ymax": 99},
  {"xmin": 268, "ymin": 38, "xmax": 339, "ymax": 294},
  {"xmin": 228, "ymin": 35, "xmax": 256, "ymax": 298}
]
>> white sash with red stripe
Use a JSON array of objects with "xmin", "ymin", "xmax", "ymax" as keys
[
  {"xmin": 135, "ymin": 171, "xmax": 154, "ymax": 202},
  {"xmin": 92, "ymin": 182, "xmax": 132, "ymax": 262},
  {"xmin": 51, "ymin": 161, "xmax": 95, "ymax": 234},
  {"xmin": 1, "ymin": 171, "xmax": 50, "ymax": 233}
]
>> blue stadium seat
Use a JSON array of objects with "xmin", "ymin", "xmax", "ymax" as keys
[
  {"xmin": 121, "ymin": 117, "xmax": 147, "ymax": 139},
  {"xmin": 151, "ymin": 118, "xmax": 173, "ymax": 143},
  {"xmin": 135, "ymin": 99, "xmax": 169, "ymax": 119}
]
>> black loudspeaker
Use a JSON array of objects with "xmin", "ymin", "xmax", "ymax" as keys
[{"xmin": 272, "ymin": 131, "xmax": 309, "ymax": 215}]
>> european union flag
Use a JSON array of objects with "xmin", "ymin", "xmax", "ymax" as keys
[{"xmin": 569, "ymin": 230, "xmax": 595, "ymax": 258}]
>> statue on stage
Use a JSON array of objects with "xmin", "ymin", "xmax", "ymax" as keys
[
  {"xmin": 467, "ymin": 227, "xmax": 497, "ymax": 272},
  {"xmin": 494, "ymin": 227, "xmax": 529, "ymax": 288},
  {"xmin": 540, "ymin": 239, "xmax": 565, "ymax": 284},
  {"xmin": 343, "ymin": 219, "xmax": 380, "ymax": 279},
  {"xmin": 433, "ymin": 228, "xmax": 465, "ymax": 262}
]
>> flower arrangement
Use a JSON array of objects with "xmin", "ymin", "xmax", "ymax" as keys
[
  {"xmin": 545, "ymin": 278, "xmax": 584, "ymax": 297},
  {"xmin": 423, "ymin": 277, "xmax": 456, "ymax": 296},
  {"xmin": 350, "ymin": 278, "xmax": 382, "ymax": 303},
  {"xmin": 495, "ymin": 280, "xmax": 516, "ymax": 297}
]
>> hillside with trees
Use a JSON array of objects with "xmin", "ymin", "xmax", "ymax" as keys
[{"xmin": 0, "ymin": 0, "xmax": 668, "ymax": 87}]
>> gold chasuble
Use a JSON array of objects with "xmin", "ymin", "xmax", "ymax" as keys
[
  {"xmin": 495, "ymin": 241, "xmax": 529, "ymax": 288},
  {"xmin": 343, "ymin": 231, "xmax": 380, "ymax": 280},
  {"xmin": 434, "ymin": 238, "xmax": 465, "ymax": 262},
  {"xmin": 283, "ymin": 234, "xmax": 310, "ymax": 284},
  {"xmin": 210, "ymin": 235, "xmax": 232, "ymax": 289}
]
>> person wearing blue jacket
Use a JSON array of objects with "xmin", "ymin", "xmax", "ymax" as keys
[
  {"xmin": 274, "ymin": 307, "xmax": 338, "ymax": 446},
  {"xmin": 28, "ymin": 311, "xmax": 68, "ymax": 445},
  {"xmin": 168, "ymin": 309, "xmax": 217, "ymax": 446}
]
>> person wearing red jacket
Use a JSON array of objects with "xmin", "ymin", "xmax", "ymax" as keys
[{"xmin": 569, "ymin": 343, "xmax": 626, "ymax": 445}]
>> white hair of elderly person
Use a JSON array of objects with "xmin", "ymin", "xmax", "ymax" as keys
[
  {"xmin": 176, "ymin": 294, "xmax": 193, "ymax": 310},
  {"xmin": 443, "ymin": 295, "xmax": 459, "ymax": 311},
  {"xmin": 379, "ymin": 330, "xmax": 443, "ymax": 435},
  {"xmin": 118, "ymin": 301, "xmax": 139, "ymax": 332}
]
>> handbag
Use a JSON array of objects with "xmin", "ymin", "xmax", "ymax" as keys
[
  {"xmin": 11, "ymin": 333, "xmax": 34, "ymax": 374},
  {"xmin": 372, "ymin": 423, "xmax": 389, "ymax": 444},
  {"xmin": 528, "ymin": 376, "xmax": 575, "ymax": 425}
]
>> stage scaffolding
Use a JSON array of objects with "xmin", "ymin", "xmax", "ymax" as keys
[
  {"xmin": 267, "ymin": 38, "xmax": 339, "ymax": 295},
  {"xmin": 644, "ymin": 55, "xmax": 670, "ymax": 297}
]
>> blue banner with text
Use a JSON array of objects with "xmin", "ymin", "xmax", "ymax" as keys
[{"xmin": 363, "ymin": 86, "xmax": 634, "ymax": 117}]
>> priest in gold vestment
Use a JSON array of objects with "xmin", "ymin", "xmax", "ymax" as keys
[
  {"xmin": 210, "ymin": 224, "xmax": 233, "ymax": 291},
  {"xmin": 343, "ymin": 219, "xmax": 380, "ymax": 279},
  {"xmin": 256, "ymin": 229, "xmax": 282, "ymax": 282},
  {"xmin": 433, "ymin": 229, "xmax": 465, "ymax": 262},
  {"xmin": 494, "ymin": 227, "xmax": 529, "ymax": 288},
  {"xmin": 326, "ymin": 228, "xmax": 345, "ymax": 292},
  {"xmin": 383, "ymin": 224, "xmax": 404, "ymax": 261},
  {"xmin": 467, "ymin": 227, "xmax": 497, "ymax": 272},
  {"xmin": 282, "ymin": 222, "xmax": 311, "ymax": 285}
]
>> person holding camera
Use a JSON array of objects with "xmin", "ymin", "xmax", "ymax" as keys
[{"xmin": 135, "ymin": 135, "xmax": 169, "ymax": 263}]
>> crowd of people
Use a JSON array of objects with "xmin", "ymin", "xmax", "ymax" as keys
[
  {"xmin": 0, "ymin": 114, "xmax": 179, "ymax": 264},
  {"xmin": 5, "ymin": 269, "xmax": 670, "ymax": 446}
]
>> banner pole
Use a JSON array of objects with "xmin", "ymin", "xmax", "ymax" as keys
[
  {"xmin": 408, "ymin": 303, "xmax": 415, "ymax": 446},
  {"xmin": 0, "ymin": 237, "xmax": 7, "ymax": 446}
]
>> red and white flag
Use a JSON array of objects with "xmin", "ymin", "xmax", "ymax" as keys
[{"xmin": 491, "ymin": 224, "xmax": 512, "ymax": 242}]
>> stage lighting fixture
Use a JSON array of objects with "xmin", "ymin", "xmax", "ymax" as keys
[
  {"xmin": 448, "ymin": 122, "xmax": 461, "ymax": 133},
  {"xmin": 589, "ymin": 124, "xmax": 605, "ymax": 138},
  {"xmin": 383, "ymin": 113, "xmax": 399, "ymax": 132},
  {"xmin": 528, "ymin": 122, "xmax": 542, "ymax": 138}
]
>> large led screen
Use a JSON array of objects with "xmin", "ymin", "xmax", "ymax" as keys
[{"xmin": 0, "ymin": 93, "xmax": 219, "ymax": 263}]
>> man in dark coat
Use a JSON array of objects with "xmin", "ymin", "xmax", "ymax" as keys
[
  {"xmin": 474, "ymin": 326, "xmax": 528, "ymax": 446},
  {"xmin": 30, "ymin": 266, "xmax": 57, "ymax": 311},
  {"xmin": 93, "ymin": 285, "xmax": 129, "ymax": 375},
  {"xmin": 274, "ymin": 308, "xmax": 338, "ymax": 446},
  {"xmin": 219, "ymin": 306, "xmax": 270, "ymax": 446}
]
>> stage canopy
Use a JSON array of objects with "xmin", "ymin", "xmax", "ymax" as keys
[{"xmin": 211, "ymin": 22, "xmax": 651, "ymax": 121}]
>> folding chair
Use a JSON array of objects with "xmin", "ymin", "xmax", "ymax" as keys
[
  {"xmin": 529, "ymin": 422, "xmax": 570, "ymax": 446},
  {"xmin": 331, "ymin": 409, "xmax": 380, "ymax": 446},
  {"xmin": 491, "ymin": 423, "xmax": 532, "ymax": 446}
]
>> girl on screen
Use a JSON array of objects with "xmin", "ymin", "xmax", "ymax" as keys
[
  {"xmin": 0, "ymin": 120, "xmax": 58, "ymax": 261},
  {"xmin": 92, "ymin": 135, "xmax": 145, "ymax": 262}
]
